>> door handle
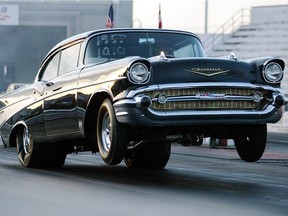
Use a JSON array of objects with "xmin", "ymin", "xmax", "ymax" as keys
[
  {"xmin": 53, "ymin": 87, "xmax": 62, "ymax": 92},
  {"xmin": 46, "ymin": 82, "xmax": 54, "ymax": 87}
]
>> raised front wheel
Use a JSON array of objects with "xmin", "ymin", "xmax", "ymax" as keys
[
  {"xmin": 97, "ymin": 99, "xmax": 128, "ymax": 165},
  {"xmin": 124, "ymin": 142, "xmax": 171, "ymax": 169},
  {"xmin": 234, "ymin": 124, "xmax": 267, "ymax": 162}
]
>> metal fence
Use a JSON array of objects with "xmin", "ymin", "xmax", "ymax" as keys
[{"xmin": 202, "ymin": 8, "xmax": 251, "ymax": 54}]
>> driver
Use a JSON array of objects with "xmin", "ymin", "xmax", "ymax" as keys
[{"xmin": 151, "ymin": 40, "xmax": 174, "ymax": 56}]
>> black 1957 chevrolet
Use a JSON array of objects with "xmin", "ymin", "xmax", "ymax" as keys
[{"xmin": 0, "ymin": 28, "xmax": 287, "ymax": 169}]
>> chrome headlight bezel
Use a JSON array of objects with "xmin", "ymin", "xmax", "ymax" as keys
[
  {"xmin": 262, "ymin": 62, "xmax": 284, "ymax": 83},
  {"xmin": 127, "ymin": 62, "xmax": 151, "ymax": 84}
]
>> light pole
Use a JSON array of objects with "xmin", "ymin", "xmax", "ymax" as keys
[{"xmin": 205, "ymin": 0, "xmax": 208, "ymax": 33}]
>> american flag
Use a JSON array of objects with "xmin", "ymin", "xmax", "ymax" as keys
[
  {"xmin": 106, "ymin": 3, "xmax": 114, "ymax": 28},
  {"xmin": 158, "ymin": 4, "xmax": 162, "ymax": 29}
]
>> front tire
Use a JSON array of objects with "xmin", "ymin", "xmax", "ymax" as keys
[
  {"xmin": 97, "ymin": 99, "xmax": 128, "ymax": 165},
  {"xmin": 16, "ymin": 126, "xmax": 66, "ymax": 168},
  {"xmin": 234, "ymin": 124, "xmax": 267, "ymax": 162},
  {"xmin": 124, "ymin": 142, "xmax": 171, "ymax": 169}
]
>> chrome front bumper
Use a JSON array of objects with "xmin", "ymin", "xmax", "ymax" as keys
[{"xmin": 114, "ymin": 83, "xmax": 287, "ymax": 126}]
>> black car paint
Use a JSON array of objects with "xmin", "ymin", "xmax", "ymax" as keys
[{"xmin": 0, "ymin": 29, "xmax": 286, "ymax": 166}]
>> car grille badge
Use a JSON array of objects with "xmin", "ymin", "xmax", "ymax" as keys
[{"xmin": 185, "ymin": 68, "xmax": 230, "ymax": 77}]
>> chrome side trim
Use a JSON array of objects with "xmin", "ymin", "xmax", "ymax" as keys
[{"xmin": 115, "ymin": 111, "xmax": 129, "ymax": 116}]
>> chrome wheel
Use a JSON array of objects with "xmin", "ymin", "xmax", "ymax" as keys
[
  {"xmin": 23, "ymin": 127, "xmax": 31, "ymax": 155},
  {"xmin": 101, "ymin": 112, "xmax": 112, "ymax": 154},
  {"xmin": 16, "ymin": 126, "xmax": 34, "ymax": 167}
]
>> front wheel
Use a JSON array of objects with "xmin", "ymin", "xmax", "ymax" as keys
[
  {"xmin": 97, "ymin": 99, "xmax": 128, "ymax": 165},
  {"xmin": 234, "ymin": 124, "xmax": 267, "ymax": 162},
  {"xmin": 16, "ymin": 126, "xmax": 66, "ymax": 168},
  {"xmin": 124, "ymin": 142, "xmax": 171, "ymax": 169}
]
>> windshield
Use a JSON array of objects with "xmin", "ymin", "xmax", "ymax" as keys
[{"xmin": 84, "ymin": 32, "xmax": 205, "ymax": 65}]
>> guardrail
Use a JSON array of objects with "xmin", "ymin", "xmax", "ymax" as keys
[{"xmin": 203, "ymin": 8, "xmax": 251, "ymax": 54}]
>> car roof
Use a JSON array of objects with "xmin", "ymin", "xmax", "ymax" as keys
[{"xmin": 41, "ymin": 28, "xmax": 201, "ymax": 66}]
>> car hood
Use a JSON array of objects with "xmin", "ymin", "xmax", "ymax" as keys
[{"xmin": 148, "ymin": 57, "xmax": 257, "ymax": 84}]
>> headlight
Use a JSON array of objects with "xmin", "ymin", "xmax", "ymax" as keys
[
  {"xmin": 128, "ymin": 62, "xmax": 151, "ymax": 84},
  {"xmin": 262, "ymin": 62, "xmax": 283, "ymax": 83}
]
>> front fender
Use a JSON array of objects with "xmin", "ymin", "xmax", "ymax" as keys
[{"xmin": 249, "ymin": 57, "xmax": 285, "ymax": 72}]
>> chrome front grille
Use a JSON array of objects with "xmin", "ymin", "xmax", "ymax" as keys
[{"xmin": 144, "ymin": 87, "xmax": 269, "ymax": 111}]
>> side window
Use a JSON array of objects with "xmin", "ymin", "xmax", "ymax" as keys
[
  {"xmin": 58, "ymin": 43, "xmax": 81, "ymax": 75},
  {"xmin": 41, "ymin": 53, "xmax": 60, "ymax": 81},
  {"xmin": 174, "ymin": 44, "xmax": 194, "ymax": 57},
  {"xmin": 174, "ymin": 43, "xmax": 203, "ymax": 58}
]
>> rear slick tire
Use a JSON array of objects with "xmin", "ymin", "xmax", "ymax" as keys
[{"xmin": 16, "ymin": 126, "xmax": 66, "ymax": 169}]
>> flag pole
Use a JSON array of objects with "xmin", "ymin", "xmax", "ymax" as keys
[
  {"xmin": 106, "ymin": 2, "xmax": 114, "ymax": 28},
  {"xmin": 158, "ymin": 4, "xmax": 162, "ymax": 29}
]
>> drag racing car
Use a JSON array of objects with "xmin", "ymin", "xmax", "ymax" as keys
[{"xmin": 0, "ymin": 28, "xmax": 286, "ymax": 169}]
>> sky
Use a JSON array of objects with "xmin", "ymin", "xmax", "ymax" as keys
[{"xmin": 132, "ymin": 0, "xmax": 288, "ymax": 33}]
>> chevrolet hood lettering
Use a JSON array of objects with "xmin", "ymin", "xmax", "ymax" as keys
[{"xmin": 185, "ymin": 68, "xmax": 230, "ymax": 77}]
